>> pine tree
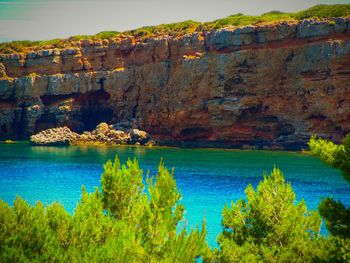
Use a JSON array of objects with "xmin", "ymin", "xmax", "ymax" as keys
[{"xmin": 216, "ymin": 167, "xmax": 324, "ymax": 262}]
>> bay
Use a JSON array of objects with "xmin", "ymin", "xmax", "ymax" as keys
[{"xmin": 0, "ymin": 142, "xmax": 349, "ymax": 247}]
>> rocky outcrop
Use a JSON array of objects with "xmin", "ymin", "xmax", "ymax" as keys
[
  {"xmin": 1, "ymin": 18, "xmax": 350, "ymax": 149},
  {"xmin": 30, "ymin": 127, "xmax": 79, "ymax": 146},
  {"xmin": 29, "ymin": 122, "xmax": 152, "ymax": 146}
]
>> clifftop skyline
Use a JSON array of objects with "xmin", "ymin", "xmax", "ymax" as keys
[{"xmin": 0, "ymin": 0, "xmax": 349, "ymax": 42}]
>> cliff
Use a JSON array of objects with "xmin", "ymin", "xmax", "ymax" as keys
[{"xmin": 0, "ymin": 18, "xmax": 350, "ymax": 149}]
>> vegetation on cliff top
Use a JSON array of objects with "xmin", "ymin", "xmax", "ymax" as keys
[
  {"xmin": 0, "ymin": 4, "xmax": 349, "ymax": 54},
  {"xmin": 1, "ymin": 155, "xmax": 350, "ymax": 261}
]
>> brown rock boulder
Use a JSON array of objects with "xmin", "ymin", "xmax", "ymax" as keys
[
  {"xmin": 94, "ymin": 122, "xmax": 110, "ymax": 136},
  {"xmin": 29, "ymin": 127, "xmax": 79, "ymax": 146},
  {"xmin": 128, "ymin": 129, "xmax": 150, "ymax": 144},
  {"xmin": 108, "ymin": 130, "xmax": 129, "ymax": 144}
]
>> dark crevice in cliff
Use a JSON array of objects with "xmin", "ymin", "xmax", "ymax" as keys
[
  {"xmin": 35, "ymin": 113, "xmax": 57, "ymax": 132},
  {"xmin": 286, "ymin": 50, "xmax": 295, "ymax": 62},
  {"xmin": 166, "ymin": 38, "xmax": 172, "ymax": 60},
  {"xmin": 236, "ymin": 104, "xmax": 263, "ymax": 122},
  {"xmin": 16, "ymin": 102, "xmax": 28, "ymax": 139},
  {"xmin": 163, "ymin": 38, "xmax": 172, "ymax": 118},
  {"xmin": 306, "ymin": 113, "xmax": 328, "ymax": 121},
  {"xmin": 337, "ymin": 71, "xmax": 350, "ymax": 75},
  {"xmin": 179, "ymin": 127, "xmax": 212, "ymax": 140},
  {"xmin": 164, "ymin": 59, "xmax": 172, "ymax": 119},
  {"xmin": 97, "ymin": 77, "xmax": 107, "ymax": 90},
  {"xmin": 237, "ymin": 59, "xmax": 251, "ymax": 71},
  {"xmin": 277, "ymin": 122, "xmax": 296, "ymax": 136},
  {"xmin": 165, "ymin": 86, "xmax": 171, "ymax": 119},
  {"xmin": 41, "ymin": 94, "xmax": 75, "ymax": 106},
  {"xmin": 260, "ymin": 116, "xmax": 279, "ymax": 123},
  {"xmin": 38, "ymin": 89, "xmax": 113, "ymax": 133},
  {"xmin": 201, "ymin": 28, "xmax": 209, "ymax": 53},
  {"xmin": 132, "ymin": 84, "xmax": 141, "ymax": 119},
  {"xmin": 0, "ymin": 124, "xmax": 7, "ymax": 133},
  {"xmin": 77, "ymin": 89, "xmax": 112, "ymax": 131},
  {"xmin": 301, "ymin": 69, "xmax": 332, "ymax": 81}
]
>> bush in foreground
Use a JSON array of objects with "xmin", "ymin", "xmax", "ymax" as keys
[
  {"xmin": 308, "ymin": 134, "xmax": 350, "ymax": 262},
  {"xmin": 0, "ymin": 157, "xmax": 207, "ymax": 262},
  {"xmin": 1, "ymin": 156, "xmax": 350, "ymax": 262},
  {"xmin": 213, "ymin": 167, "xmax": 326, "ymax": 262},
  {"xmin": 319, "ymin": 198, "xmax": 350, "ymax": 239},
  {"xmin": 308, "ymin": 133, "xmax": 350, "ymax": 178}
]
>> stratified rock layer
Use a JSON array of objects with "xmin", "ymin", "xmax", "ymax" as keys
[{"xmin": 1, "ymin": 18, "xmax": 350, "ymax": 149}]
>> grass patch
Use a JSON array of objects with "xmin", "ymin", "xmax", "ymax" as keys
[
  {"xmin": 294, "ymin": 4, "xmax": 350, "ymax": 19},
  {"xmin": 203, "ymin": 12, "xmax": 295, "ymax": 30},
  {"xmin": 0, "ymin": 4, "xmax": 349, "ymax": 54},
  {"xmin": 126, "ymin": 20, "xmax": 201, "ymax": 38}
]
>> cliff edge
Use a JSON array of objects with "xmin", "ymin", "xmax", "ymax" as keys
[{"xmin": 1, "ymin": 14, "xmax": 350, "ymax": 149}]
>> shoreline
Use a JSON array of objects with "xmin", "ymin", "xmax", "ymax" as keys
[{"xmin": 0, "ymin": 139, "xmax": 309, "ymax": 154}]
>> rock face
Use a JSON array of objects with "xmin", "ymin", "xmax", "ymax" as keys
[
  {"xmin": 2, "ymin": 18, "xmax": 350, "ymax": 149},
  {"xmin": 30, "ymin": 122, "xmax": 151, "ymax": 146},
  {"xmin": 30, "ymin": 127, "xmax": 79, "ymax": 146}
]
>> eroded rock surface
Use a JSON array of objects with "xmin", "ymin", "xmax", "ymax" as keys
[
  {"xmin": 30, "ymin": 127, "xmax": 79, "ymax": 146},
  {"xmin": 29, "ymin": 122, "xmax": 151, "ymax": 146},
  {"xmin": 2, "ymin": 18, "xmax": 350, "ymax": 149}
]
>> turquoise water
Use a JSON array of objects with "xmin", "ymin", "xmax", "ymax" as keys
[{"xmin": 0, "ymin": 142, "xmax": 349, "ymax": 247}]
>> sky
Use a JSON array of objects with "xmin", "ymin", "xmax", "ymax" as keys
[{"xmin": 0, "ymin": 0, "xmax": 349, "ymax": 42}]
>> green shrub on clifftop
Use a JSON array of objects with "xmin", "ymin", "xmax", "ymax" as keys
[
  {"xmin": 295, "ymin": 4, "xmax": 350, "ymax": 19},
  {"xmin": 0, "ymin": 4, "xmax": 349, "ymax": 54}
]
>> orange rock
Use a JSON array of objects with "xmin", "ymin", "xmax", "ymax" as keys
[{"xmin": 0, "ymin": 19, "xmax": 350, "ymax": 149}]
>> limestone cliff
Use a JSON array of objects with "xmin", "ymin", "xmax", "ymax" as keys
[{"xmin": 1, "ymin": 18, "xmax": 350, "ymax": 149}]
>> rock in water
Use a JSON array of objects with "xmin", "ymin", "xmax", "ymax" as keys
[
  {"xmin": 29, "ymin": 123, "xmax": 152, "ymax": 146},
  {"xmin": 30, "ymin": 127, "xmax": 79, "ymax": 146},
  {"xmin": 129, "ymin": 129, "xmax": 150, "ymax": 144}
]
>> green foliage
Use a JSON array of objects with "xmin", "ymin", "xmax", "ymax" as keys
[
  {"xmin": 295, "ymin": 4, "xmax": 350, "ymax": 20},
  {"xmin": 1, "ymin": 155, "xmax": 350, "ymax": 261},
  {"xmin": 216, "ymin": 167, "xmax": 324, "ymax": 262},
  {"xmin": 0, "ymin": 39, "xmax": 67, "ymax": 54},
  {"xmin": 0, "ymin": 156, "xmax": 207, "ymax": 262},
  {"xmin": 308, "ymin": 135, "xmax": 345, "ymax": 167},
  {"xmin": 101, "ymin": 157, "xmax": 144, "ymax": 220},
  {"xmin": 203, "ymin": 12, "xmax": 293, "ymax": 30},
  {"xmin": 309, "ymin": 134, "xmax": 350, "ymax": 262},
  {"xmin": 319, "ymin": 198, "xmax": 350, "ymax": 239},
  {"xmin": 95, "ymin": 31, "xmax": 120, "ymax": 39},
  {"xmin": 127, "ymin": 20, "xmax": 201, "ymax": 38},
  {"xmin": 308, "ymin": 134, "xmax": 350, "ymax": 178},
  {"xmin": 1, "ymin": 4, "xmax": 350, "ymax": 54},
  {"xmin": 68, "ymin": 31, "xmax": 120, "ymax": 41},
  {"xmin": 318, "ymin": 236, "xmax": 350, "ymax": 262}
]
